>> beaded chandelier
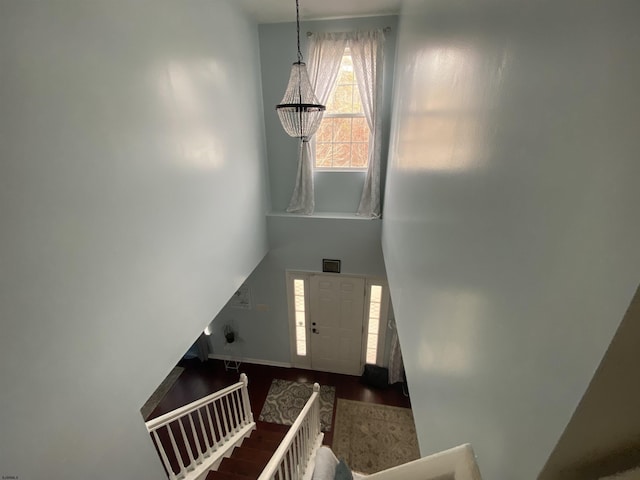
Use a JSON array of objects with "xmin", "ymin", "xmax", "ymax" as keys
[{"xmin": 276, "ymin": 0, "xmax": 325, "ymax": 141}]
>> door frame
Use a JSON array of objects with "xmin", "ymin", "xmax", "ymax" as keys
[{"xmin": 285, "ymin": 270, "xmax": 390, "ymax": 372}]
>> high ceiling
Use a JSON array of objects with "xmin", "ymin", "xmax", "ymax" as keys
[{"xmin": 237, "ymin": 0, "xmax": 402, "ymax": 24}]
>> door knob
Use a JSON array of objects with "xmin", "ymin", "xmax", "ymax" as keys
[{"xmin": 312, "ymin": 328, "xmax": 319, "ymax": 334}]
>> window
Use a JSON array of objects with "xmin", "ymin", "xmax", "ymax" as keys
[
  {"xmin": 365, "ymin": 284, "xmax": 383, "ymax": 364},
  {"xmin": 293, "ymin": 278, "xmax": 307, "ymax": 356},
  {"xmin": 315, "ymin": 49, "xmax": 370, "ymax": 170}
]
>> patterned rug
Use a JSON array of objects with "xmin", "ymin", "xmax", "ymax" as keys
[
  {"xmin": 258, "ymin": 379, "xmax": 336, "ymax": 432},
  {"xmin": 332, "ymin": 399, "xmax": 420, "ymax": 474},
  {"xmin": 140, "ymin": 366, "xmax": 184, "ymax": 420}
]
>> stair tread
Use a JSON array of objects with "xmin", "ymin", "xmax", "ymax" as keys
[
  {"xmin": 255, "ymin": 421, "xmax": 290, "ymax": 433},
  {"xmin": 206, "ymin": 425, "xmax": 286, "ymax": 480},
  {"xmin": 239, "ymin": 437, "xmax": 281, "ymax": 453},
  {"xmin": 249, "ymin": 429, "xmax": 286, "ymax": 443},
  {"xmin": 205, "ymin": 471, "xmax": 253, "ymax": 480},
  {"xmin": 218, "ymin": 457, "xmax": 265, "ymax": 477},
  {"xmin": 231, "ymin": 446, "xmax": 273, "ymax": 466}
]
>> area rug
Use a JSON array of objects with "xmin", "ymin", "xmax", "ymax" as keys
[
  {"xmin": 332, "ymin": 399, "xmax": 420, "ymax": 474},
  {"xmin": 140, "ymin": 366, "xmax": 185, "ymax": 420},
  {"xmin": 258, "ymin": 379, "xmax": 336, "ymax": 432}
]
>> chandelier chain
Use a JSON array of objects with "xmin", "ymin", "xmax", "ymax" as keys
[{"xmin": 296, "ymin": 0, "xmax": 302, "ymax": 63}]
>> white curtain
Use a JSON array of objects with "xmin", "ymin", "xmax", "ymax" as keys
[
  {"xmin": 388, "ymin": 323, "xmax": 405, "ymax": 384},
  {"xmin": 286, "ymin": 141, "xmax": 315, "ymax": 214},
  {"xmin": 287, "ymin": 33, "xmax": 347, "ymax": 214},
  {"xmin": 351, "ymin": 30, "xmax": 385, "ymax": 218}
]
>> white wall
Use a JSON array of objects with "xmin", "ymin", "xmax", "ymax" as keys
[
  {"xmin": 382, "ymin": 1, "xmax": 640, "ymax": 479},
  {"xmin": 0, "ymin": 1, "xmax": 269, "ymax": 478}
]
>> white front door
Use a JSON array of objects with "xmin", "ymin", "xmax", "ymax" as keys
[{"xmin": 309, "ymin": 274, "xmax": 365, "ymax": 375}]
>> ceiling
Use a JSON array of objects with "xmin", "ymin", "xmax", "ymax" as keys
[{"xmin": 237, "ymin": 0, "xmax": 402, "ymax": 24}]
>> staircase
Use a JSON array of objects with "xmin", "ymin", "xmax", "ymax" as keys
[
  {"xmin": 206, "ymin": 423, "xmax": 287, "ymax": 480},
  {"xmin": 146, "ymin": 376, "xmax": 483, "ymax": 480}
]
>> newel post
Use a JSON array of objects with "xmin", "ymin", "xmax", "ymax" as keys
[{"xmin": 240, "ymin": 373, "xmax": 254, "ymax": 424}]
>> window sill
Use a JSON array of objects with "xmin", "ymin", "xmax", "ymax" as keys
[
  {"xmin": 314, "ymin": 169, "xmax": 368, "ymax": 173},
  {"xmin": 267, "ymin": 211, "xmax": 379, "ymax": 221}
]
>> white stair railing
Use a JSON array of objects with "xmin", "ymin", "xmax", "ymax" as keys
[
  {"xmin": 258, "ymin": 383, "xmax": 323, "ymax": 480},
  {"xmin": 145, "ymin": 373, "xmax": 255, "ymax": 480}
]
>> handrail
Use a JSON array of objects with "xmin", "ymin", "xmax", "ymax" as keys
[
  {"xmin": 258, "ymin": 383, "xmax": 322, "ymax": 480},
  {"xmin": 365, "ymin": 443, "xmax": 482, "ymax": 480},
  {"xmin": 145, "ymin": 373, "xmax": 255, "ymax": 480},
  {"xmin": 146, "ymin": 380, "xmax": 245, "ymax": 431}
]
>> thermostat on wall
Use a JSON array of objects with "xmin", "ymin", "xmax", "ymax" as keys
[{"xmin": 322, "ymin": 259, "xmax": 341, "ymax": 273}]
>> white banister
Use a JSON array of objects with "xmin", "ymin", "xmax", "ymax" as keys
[
  {"xmin": 258, "ymin": 383, "xmax": 324, "ymax": 480},
  {"xmin": 167, "ymin": 424, "xmax": 185, "ymax": 472},
  {"xmin": 364, "ymin": 444, "xmax": 482, "ymax": 480},
  {"xmin": 145, "ymin": 375, "xmax": 256, "ymax": 480},
  {"xmin": 152, "ymin": 429, "xmax": 177, "ymax": 480}
]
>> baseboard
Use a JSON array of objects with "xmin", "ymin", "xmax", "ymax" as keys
[{"xmin": 208, "ymin": 353, "xmax": 292, "ymax": 369}]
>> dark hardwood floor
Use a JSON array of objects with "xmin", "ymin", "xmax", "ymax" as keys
[{"xmin": 147, "ymin": 358, "xmax": 411, "ymax": 447}]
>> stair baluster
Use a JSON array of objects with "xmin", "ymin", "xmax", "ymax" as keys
[{"xmin": 146, "ymin": 375, "xmax": 257, "ymax": 480}]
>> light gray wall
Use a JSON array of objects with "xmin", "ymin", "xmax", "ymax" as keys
[
  {"xmin": 539, "ymin": 285, "xmax": 640, "ymax": 480},
  {"xmin": 382, "ymin": 1, "xmax": 640, "ymax": 479},
  {"xmin": 208, "ymin": 215, "xmax": 386, "ymax": 364},
  {"xmin": 0, "ymin": 1, "xmax": 269, "ymax": 478},
  {"xmin": 259, "ymin": 16, "xmax": 398, "ymax": 213}
]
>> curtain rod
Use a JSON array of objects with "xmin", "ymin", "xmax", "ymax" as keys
[{"xmin": 307, "ymin": 26, "xmax": 391, "ymax": 37}]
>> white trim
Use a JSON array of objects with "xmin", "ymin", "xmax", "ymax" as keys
[
  {"xmin": 207, "ymin": 354, "xmax": 292, "ymax": 369},
  {"xmin": 267, "ymin": 211, "xmax": 378, "ymax": 220}
]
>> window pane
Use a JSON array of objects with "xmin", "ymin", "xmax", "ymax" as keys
[
  {"xmin": 333, "ymin": 118, "xmax": 352, "ymax": 142},
  {"xmin": 293, "ymin": 277, "xmax": 307, "ymax": 357},
  {"xmin": 368, "ymin": 316, "xmax": 379, "ymax": 334},
  {"xmin": 366, "ymin": 347, "xmax": 377, "ymax": 364},
  {"xmin": 316, "ymin": 118, "xmax": 333, "ymax": 142},
  {"xmin": 352, "ymin": 143, "xmax": 368, "ymax": 168},
  {"xmin": 296, "ymin": 326, "xmax": 306, "ymax": 340},
  {"xmin": 370, "ymin": 285, "xmax": 382, "ymax": 303},
  {"xmin": 316, "ymin": 142, "xmax": 332, "ymax": 167},
  {"xmin": 333, "ymin": 143, "xmax": 351, "ymax": 167},
  {"xmin": 368, "ymin": 301, "xmax": 380, "ymax": 320},
  {"xmin": 352, "ymin": 117, "xmax": 369, "ymax": 142},
  {"xmin": 333, "ymin": 85, "xmax": 353, "ymax": 114},
  {"xmin": 295, "ymin": 295, "xmax": 305, "ymax": 312}
]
